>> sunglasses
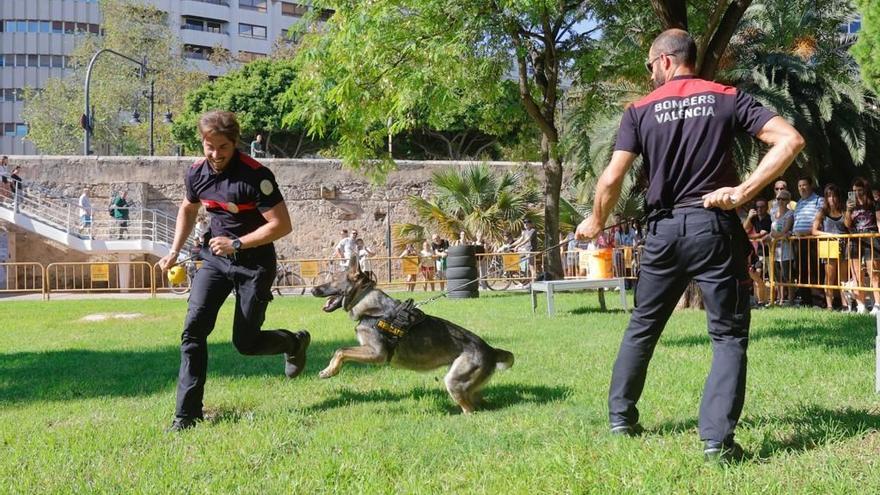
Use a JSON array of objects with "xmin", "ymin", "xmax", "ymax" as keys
[{"xmin": 645, "ymin": 53, "xmax": 675, "ymax": 72}]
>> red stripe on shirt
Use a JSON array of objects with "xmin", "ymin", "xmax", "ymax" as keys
[
  {"xmin": 632, "ymin": 79, "xmax": 737, "ymax": 108},
  {"xmin": 201, "ymin": 199, "xmax": 257, "ymax": 212},
  {"xmin": 239, "ymin": 152, "xmax": 263, "ymax": 170},
  {"xmin": 191, "ymin": 158, "xmax": 207, "ymax": 168}
]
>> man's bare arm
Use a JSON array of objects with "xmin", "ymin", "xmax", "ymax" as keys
[
  {"xmin": 703, "ymin": 116, "xmax": 805, "ymax": 209},
  {"xmin": 575, "ymin": 151, "xmax": 638, "ymax": 239}
]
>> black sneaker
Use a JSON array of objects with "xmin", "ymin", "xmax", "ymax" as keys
[
  {"xmin": 703, "ymin": 440, "xmax": 745, "ymax": 464},
  {"xmin": 284, "ymin": 330, "xmax": 310, "ymax": 378},
  {"xmin": 167, "ymin": 417, "xmax": 201, "ymax": 432},
  {"xmin": 610, "ymin": 422, "xmax": 644, "ymax": 437}
]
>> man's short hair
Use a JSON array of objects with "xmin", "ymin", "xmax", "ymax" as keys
[
  {"xmin": 652, "ymin": 29, "xmax": 697, "ymax": 67},
  {"xmin": 797, "ymin": 176, "xmax": 813, "ymax": 186},
  {"xmin": 198, "ymin": 110, "xmax": 240, "ymax": 144}
]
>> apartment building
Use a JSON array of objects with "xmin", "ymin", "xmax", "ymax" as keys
[
  {"xmin": 1, "ymin": 0, "xmax": 327, "ymax": 155},
  {"xmin": 0, "ymin": 0, "xmax": 101, "ymax": 154}
]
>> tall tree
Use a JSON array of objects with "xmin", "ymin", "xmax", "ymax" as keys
[
  {"xmin": 21, "ymin": 0, "xmax": 205, "ymax": 155},
  {"xmin": 652, "ymin": 0, "xmax": 754, "ymax": 79},
  {"xmin": 285, "ymin": 1, "xmax": 598, "ymax": 278},
  {"xmin": 852, "ymin": 0, "xmax": 880, "ymax": 95},
  {"xmin": 171, "ymin": 58, "xmax": 329, "ymax": 157}
]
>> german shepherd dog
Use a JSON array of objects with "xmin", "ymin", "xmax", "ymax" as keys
[{"xmin": 311, "ymin": 260, "xmax": 514, "ymax": 413}]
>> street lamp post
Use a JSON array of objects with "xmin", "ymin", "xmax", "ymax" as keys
[
  {"xmin": 386, "ymin": 199, "xmax": 393, "ymax": 283},
  {"xmin": 83, "ymin": 49, "xmax": 155, "ymax": 156}
]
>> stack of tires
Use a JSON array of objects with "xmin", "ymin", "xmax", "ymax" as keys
[{"xmin": 445, "ymin": 245, "xmax": 479, "ymax": 299}]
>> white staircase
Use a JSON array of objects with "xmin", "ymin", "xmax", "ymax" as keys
[{"xmin": 0, "ymin": 183, "xmax": 185, "ymax": 257}]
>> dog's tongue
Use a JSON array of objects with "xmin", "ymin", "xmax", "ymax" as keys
[{"xmin": 323, "ymin": 295, "xmax": 342, "ymax": 312}]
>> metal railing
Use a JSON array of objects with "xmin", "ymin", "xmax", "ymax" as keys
[
  {"xmin": 766, "ymin": 233, "xmax": 880, "ymax": 309},
  {"xmin": 0, "ymin": 183, "xmax": 189, "ymax": 248},
  {"xmin": 0, "ymin": 262, "xmax": 46, "ymax": 297},
  {"xmin": 45, "ymin": 261, "xmax": 155, "ymax": 299}
]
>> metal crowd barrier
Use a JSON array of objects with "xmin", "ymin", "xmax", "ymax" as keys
[
  {"xmin": 45, "ymin": 261, "xmax": 155, "ymax": 299},
  {"xmin": 765, "ymin": 233, "xmax": 880, "ymax": 307},
  {"xmin": 0, "ymin": 262, "xmax": 46, "ymax": 298}
]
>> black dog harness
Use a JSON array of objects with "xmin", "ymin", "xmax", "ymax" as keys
[{"xmin": 377, "ymin": 299, "xmax": 426, "ymax": 343}]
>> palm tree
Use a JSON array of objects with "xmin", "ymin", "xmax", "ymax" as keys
[{"xmin": 394, "ymin": 164, "xmax": 542, "ymax": 250}]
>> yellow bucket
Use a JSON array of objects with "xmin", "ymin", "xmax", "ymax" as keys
[{"xmin": 587, "ymin": 248, "xmax": 614, "ymax": 279}]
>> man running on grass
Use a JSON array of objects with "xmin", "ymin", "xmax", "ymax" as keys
[{"xmin": 158, "ymin": 110, "xmax": 310, "ymax": 432}]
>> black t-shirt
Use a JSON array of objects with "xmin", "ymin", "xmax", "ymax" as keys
[
  {"xmin": 752, "ymin": 214, "xmax": 772, "ymax": 256},
  {"xmin": 185, "ymin": 151, "xmax": 284, "ymax": 239},
  {"xmin": 615, "ymin": 76, "xmax": 777, "ymax": 211},
  {"xmin": 431, "ymin": 239, "xmax": 449, "ymax": 253}
]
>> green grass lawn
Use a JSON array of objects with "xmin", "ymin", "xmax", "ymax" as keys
[{"xmin": 1, "ymin": 291, "xmax": 879, "ymax": 493}]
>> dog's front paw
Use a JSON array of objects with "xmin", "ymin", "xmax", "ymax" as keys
[{"xmin": 318, "ymin": 367, "xmax": 338, "ymax": 379}]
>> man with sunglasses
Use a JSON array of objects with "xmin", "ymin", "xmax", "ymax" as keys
[{"xmin": 576, "ymin": 29, "xmax": 804, "ymax": 463}]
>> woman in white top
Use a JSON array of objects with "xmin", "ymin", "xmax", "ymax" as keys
[
  {"xmin": 419, "ymin": 241, "xmax": 436, "ymax": 291},
  {"xmin": 355, "ymin": 238, "xmax": 375, "ymax": 272},
  {"xmin": 770, "ymin": 190, "xmax": 795, "ymax": 305}
]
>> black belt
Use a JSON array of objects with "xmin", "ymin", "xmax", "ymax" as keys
[{"xmin": 213, "ymin": 244, "xmax": 274, "ymax": 263}]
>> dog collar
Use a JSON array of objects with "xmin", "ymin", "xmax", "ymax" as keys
[{"xmin": 343, "ymin": 280, "xmax": 377, "ymax": 312}]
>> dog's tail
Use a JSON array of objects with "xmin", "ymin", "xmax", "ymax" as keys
[{"xmin": 494, "ymin": 348, "xmax": 514, "ymax": 371}]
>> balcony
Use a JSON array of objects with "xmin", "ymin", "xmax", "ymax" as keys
[
  {"xmin": 180, "ymin": 28, "xmax": 229, "ymax": 48},
  {"xmin": 181, "ymin": 0, "xmax": 230, "ymax": 20}
]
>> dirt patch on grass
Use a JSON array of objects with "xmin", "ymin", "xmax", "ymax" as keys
[{"xmin": 80, "ymin": 313, "xmax": 145, "ymax": 322}]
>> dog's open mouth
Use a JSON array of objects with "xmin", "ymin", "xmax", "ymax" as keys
[{"xmin": 323, "ymin": 295, "xmax": 344, "ymax": 312}]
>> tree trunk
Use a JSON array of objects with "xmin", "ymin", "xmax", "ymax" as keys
[
  {"xmin": 541, "ymin": 133, "xmax": 564, "ymax": 279},
  {"xmin": 676, "ymin": 281, "xmax": 704, "ymax": 309},
  {"xmin": 698, "ymin": 0, "xmax": 752, "ymax": 80},
  {"xmin": 651, "ymin": 0, "xmax": 688, "ymax": 30}
]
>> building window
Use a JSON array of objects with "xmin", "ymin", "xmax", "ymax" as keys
[
  {"xmin": 281, "ymin": 2, "xmax": 308, "ymax": 17},
  {"xmin": 280, "ymin": 29, "xmax": 299, "ymax": 44},
  {"xmin": 239, "ymin": 0, "xmax": 267, "ymax": 12},
  {"xmin": 52, "ymin": 55, "xmax": 64, "ymax": 68},
  {"xmin": 64, "ymin": 22, "xmax": 75, "ymax": 34},
  {"xmin": 183, "ymin": 17, "xmax": 225, "ymax": 34},
  {"xmin": 52, "ymin": 21, "xmax": 64, "ymax": 34},
  {"xmin": 238, "ymin": 51, "xmax": 265, "ymax": 62},
  {"xmin": 27, "ymin": 54, "xmax": 38, "ymax": 67},
  {"xmin": 239, "ymin": 23, "xmax": 266, "ymax": 39},
  {"xmin": 16, "ymin": 54, "xmax": 26, "ymax": 67},
  {"xmin": 183, "ymin": 18, "xmax": 205, "ymax": 31},
  {"xmin": 39, "ymin": 55, "xmax": 51, "ymax": 67},
  {"xmin": 3, "ymin": 89, "xmax": 15, "ymax": 102},
  {"xmin": 183, "ymin": 44, "xmax": 213, "ymax": 60},
  {"xmin": 1, "ymin": 123, "xmax": 26, "ymax": 137}
]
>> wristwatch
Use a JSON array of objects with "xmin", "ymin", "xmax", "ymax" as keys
[{"xmin": 232, "ymin": 239, "xmax": 242, "ymax": 253}]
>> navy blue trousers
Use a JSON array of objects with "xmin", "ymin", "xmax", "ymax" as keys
[
  {"xmin": 608, "ymin": 207, "xmax": 751, "ymax": 443},
  {"xmin": 175, "ymin": 245, "xmax": 291, "ymax": 420}
]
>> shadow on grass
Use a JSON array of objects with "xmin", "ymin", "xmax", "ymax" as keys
[
  {"xmin": 567, "ymin": 307, "xmax": 629, "ymax": 315},
  {"xmin": 303, "ymin": 384, "xmax": 572, "ymax": 415},
  {"xmin": 0, "ymin": 338, "xmax": 352, "ymax": 405},
  {"xmin": 653, "ymin": 404, "xmax": 880, "ymax": 461},
  {"xmin": 659, "ymin": 315, "xmax": 876, "ymax": 355}
]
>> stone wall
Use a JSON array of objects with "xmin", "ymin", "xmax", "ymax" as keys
[{"xmin": 1, "ymin": 156, "xmax": 542, "ymax": 263}]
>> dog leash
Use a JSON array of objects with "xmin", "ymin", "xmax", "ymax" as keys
[{"xmin": 414, "ymin": 221, "xmax": 629, "ymax": 308}]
